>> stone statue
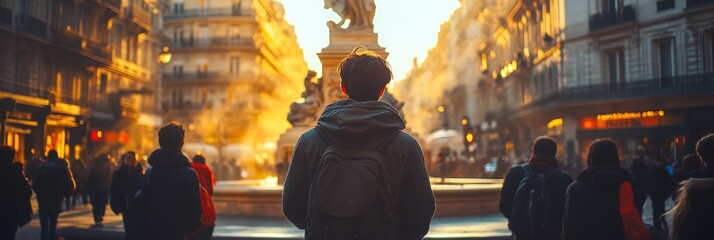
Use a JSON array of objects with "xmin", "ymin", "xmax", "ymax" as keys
[
  {"xmin": 287, "ymin": 71, "xmax": 323, "ymax": 127},
  {"xmin": 324, "ymin": 0, "xmax": 376, "ymax": 32}
]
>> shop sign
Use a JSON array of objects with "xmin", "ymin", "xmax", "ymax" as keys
[{"xmin": 581, "ymin": 110, "xmax": 673, "ymax": 130}]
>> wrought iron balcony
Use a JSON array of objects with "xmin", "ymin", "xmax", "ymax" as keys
[
  {"xmin": 520, "ymin": 72, "xmax": 714, "ymax": 111},
  {"xmin": 17, "ymin": 14, "xmax": 47, "ymax": 38},
  {"xmin": 589, "ymin": 5, "xmax": 636, "ymax": 31},
  {"xmin": 126, "ymin": 2, "xmax": 152, "ymax": 30},
  {"xmin": 165, "ymin": 8, "xmax": 250, "ymax": 19},
  {"xmin": 170, "ymin": 37, "xmax": 254, "ymax": 48},
  {"xmin": 52, "ymin": 27, "xmax": 112, "ymax": 63},
  {"xmin": 163, "ymin": 72, "xmax": 228, "ymax": 82}
]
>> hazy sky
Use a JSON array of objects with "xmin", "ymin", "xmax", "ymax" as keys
[{"xmin": 278, "ymin": 0, "xmax": 460, "ymax": 81}]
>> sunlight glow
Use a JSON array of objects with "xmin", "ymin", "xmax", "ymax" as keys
[{"xmin": 278, "ymin": 0, "xmax": 460, "ymax": 81}]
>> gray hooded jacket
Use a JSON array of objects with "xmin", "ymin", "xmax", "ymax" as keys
[{"xmin": 282, "ymin": 99, "xmax": 436, "ymax": 240}]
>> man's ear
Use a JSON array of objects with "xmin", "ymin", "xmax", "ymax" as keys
[
  {"xmin": 379, "ymin": 86, "xmax": 387, "ymax": 97},
  {"xmin": 341, "ymin": 84, "xmax": 348, "ymax": 95}
]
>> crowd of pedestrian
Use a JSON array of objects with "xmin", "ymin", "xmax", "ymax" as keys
[
  {"xmin": 498, "ymin": 133, "xmax": 714, "ymax": 240},
  {"xmin": 0, "ymin": 122, "xmax": 217, "ymax": 240}
]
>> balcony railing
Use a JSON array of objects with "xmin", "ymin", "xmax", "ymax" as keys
[
  {"xmin": 18, "ymin": 14, "xmax": 47, "ymax": 38},
  {"xmin": 170, "ymin": 37, "xmax": 254, "ymax": 48},
  {"xmin": 166, "ymin": 8, "xmax": 250, "ymax": 19},
  {"xmin": 687, "ymin": 0, "xmax": 714, "ymax": 8},
  {"xmin": 0, "ymin": 79, "xmax": 49, "ymax": 99},
  {"xmin": 589, "ymin": 5, "xmax": 636, "ymax": 31},
  {"xmin": 52, "ymin": 28, "xmax": 112, "ymax": 63},
  {"xmin": 163, "ymin": 72, "xmax": 229, "ymax": 81},
  {"xmin": 520, "ymin": 72, "xmax": 714, "ymax": 111},
  {"xmin": 0, "ymin": 5, "xmax": 11, "ymax": 25},
  {"xmin": 128, "ymin": 3, "xmax": 152, "ymax": 30}
]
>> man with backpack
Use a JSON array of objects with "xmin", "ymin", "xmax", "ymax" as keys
[
  {"xmin": 139, "ymin": 122, "xmax": 202, "ymax": 239},
  {"xmin": 282, "ymin": 47, "xmax": 436, "ymax": 240},
  {"xmin": 33, "ymin": 149, "xmax": 76, "ymax": 240},
  {"xmin": 498, "ymin": 136, "xmax": 572, "ymax": 240}
]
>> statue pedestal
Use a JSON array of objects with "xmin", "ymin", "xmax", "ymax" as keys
[
  {"xmin": 276, "ymin": 126, "xmax": 311, "ymax": 165},
  {"xmin": 317, "ymin": 31, "xmax": 389, "ymax": 106}
]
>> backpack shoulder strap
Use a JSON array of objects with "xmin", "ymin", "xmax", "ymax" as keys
[{"xmin": 522, "ymin": 164, "xmax": 535, "ymax": 177}]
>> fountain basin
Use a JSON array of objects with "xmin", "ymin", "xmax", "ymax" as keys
[{"xmin": 213, "ymin": 178, "xmax": 503, "ymax": 218}]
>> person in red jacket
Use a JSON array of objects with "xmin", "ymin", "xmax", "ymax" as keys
[
  {"xmin": 191, "ymin": 155, "xmax": 215, "ymax": 195},
  {"xmin": 189, "ymin": 154, "xmax": 216, "ymax": 240}
]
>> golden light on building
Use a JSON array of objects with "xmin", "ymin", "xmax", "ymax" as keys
[
  {"xmin": 466, "ymin": 133, "xmax": 474, "ymax": 143},
  {"xmin": 547, "ymin": 118, "xmax": 563, "ymax": 129},
  {"xmin": 437, "ymin": 105, "xmax": 445, "ymax": 113},
  {"xmin": 461, "ymin": 118, "xmax": 469, "ymax": 126}
]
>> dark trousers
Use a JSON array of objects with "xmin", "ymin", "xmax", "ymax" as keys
[
  {"xmin": 39, "ymin": 210, "xmax": 59, "ymax": 240},
  {"xmin": 0, "ymin": 223, "xmax": 18, "ymax": 240},
  {"xmin": 187, "ymin": 224, "xmax": 215, "ymax": 240},
  {"xmin": 651, "ymin": 196, "xmax": 667, "ymax": 230},
  {"xmin": 92, "ymin": 203, "xmax": 106, "ymax": 223},
  {"xmin": 633, "ymin": 188, "xmax": 647, "ymax": 215}
]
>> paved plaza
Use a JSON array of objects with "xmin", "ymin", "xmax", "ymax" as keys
[{"xmin": 15, "ymin": 198, "xmax": 512, "ymax": 240}]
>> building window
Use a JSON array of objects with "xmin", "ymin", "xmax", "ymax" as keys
[
  {"xmin": 233, "ymin": 0, "xmax": 242, "ymax": 15},
  {"xmin": 230, "ymin": 57, "xmax": 240, "ymax": 74},
  {"xmin": 605, "ymin": 49, "xmax": 625, "ymax": 91},
  {"xmin": 173, "ymin": 65, "xmax": 183, "ymax": 77},
  {"xmin": 173, "ymin": 3, "xmax": 184, "ymax": 15},
  {"xmin": 656, "ymin": 0, "xmax": 675, "ymax": 11},
  {"xmin": 601, "ymin": 0, "xmax": 621, "ymax": 18},
  {"xmin": 99, "ymin": 73, "xmax": 107, "ymax": 94},
  {"xmin": 704, "ymin": 32, "xmax": 714, "ymax": 73},
  {"xmin": 654, "ymin": 38, "xmax": 675, "ymax": 87},
  {"xmin": 72, "ymin": 76, "xmax": 81, "ymax": 101}
]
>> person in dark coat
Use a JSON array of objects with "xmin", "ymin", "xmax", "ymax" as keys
[
  {"xmin": 692, "ymin": 133, "xmax": 714, "ymax": 178},
  {"xmin": 282, "ymin": 47, "xmax": 435, "ymax": 240},
  {"xmin": 110, "ymin": 151, "xmax": 143, "ymax": 239},
  {"xmin": 142, "ymin": 122, "xmax": 202, "ymax": 239},
  {"xmin": 668, "ymin": 178, "xmax": 714, "ymax": 240},
  {"xmin": 0, "ymin": 146, "xmax": 32, "ymax": 239},
  {"xmin": 88, "ymin": 154, "xmax": 114, "ymax": 227},
  {"xmin": 648, "ymin": 156, "xmax": 675, "ymax": 230},
  {"xmin": 563, "ymin": 139, "xmax": 649, "ymax": 240},
  {"xmin": 671, "ymin": 154, "xmax": 702, "ymax": 199},
  {"xmin": 629, "ymin": 155, "xmax": 649, "ymax": 214},
  {"xmin": 69, "ymin": 158, "xmax": 89, "ymax": 206},
  {"xmin": 33, "ymin": 149, "xmax": 75, "ymax": 240},
  {"xmin": 499, "ymin": 136, "xmax": 573, "ymax": 240}
]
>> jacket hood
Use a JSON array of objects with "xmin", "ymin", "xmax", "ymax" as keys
[
  {"xmin": 316, "ymin": 99, "xmax": 405, "ymax": 144},
  {"xmin": 577, "ymin": 165, "xmax": 630, "ymax": 189},
  {"xmin": 148, "ymin": 149, "xmax": 190, "ymax": 169}
]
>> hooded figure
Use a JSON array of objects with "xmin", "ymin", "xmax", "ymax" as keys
[
  {"xmin": 282, "ymin": 99, "xmax": 436, "ymax": 239},
  {"xmin": 140, "ymin": 122, "xmax": 202, "ymax": 240},
  {"xmin": 563, "ymin": 139, "xmax": 649, "ymax": 240},
  {"xmin": 498, "ymin": 136, "xmax": 573, "ymax": 240}
]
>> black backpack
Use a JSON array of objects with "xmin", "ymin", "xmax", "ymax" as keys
[
  {"xmin": 34, "ymin": 161, "xmax": 73, "ymax": 198},
  {"xmin": 305, "ymin": 128, "xmax": 400, "ymax": 240},
  {"xmin": 509, "ymin": 165, "xmax": 558, "ymax": 238}
]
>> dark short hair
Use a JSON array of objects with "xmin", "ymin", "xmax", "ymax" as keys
[
  {"xmin": 192, "ymin": 154, "xmax": 206, "ymax": 164},
  {"xmin": 696, "ymin": 134, "xmax": 714, "ymax": 165},
  {"xmin": 0, "ymin": 146, "xmax": 15, "ymax": 164},
  {"xmin": 338, "ymin": 46, "xmax": 392, "ymax": 102},
  {"xmin": 158, "ymin": 122, "xmax": 185, "ymax": 150},
  {"xmin": 47, "ymin": 149, "xmax": 59, "ymax": 162},
  {"xmin": 587, "ymin": 138, "xmax": 620, "ymax": 166},
  {"xmin": 682, "ymin": 154, "xmax": 702, "ymax": 170}
]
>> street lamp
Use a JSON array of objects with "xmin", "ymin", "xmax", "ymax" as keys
[{"xmin": 158, "ymin": 46, "xmax": 172, "ymax": 64}]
